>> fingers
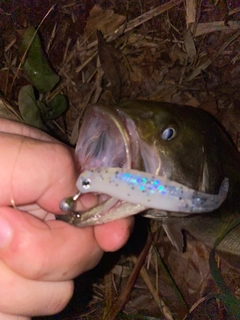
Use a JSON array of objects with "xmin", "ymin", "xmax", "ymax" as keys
[
  {"xmin": 0, "ymin": 259, "xmax": 73, "ymax": 317},
  {"xmin": 94, "ymin": 217, "xmax": 135, "ymax": 252},
  {"xmin": 0, "ymin": 206, "xmax": 134, "ymax": 281},
  {"xmin": 0, "ymin": 207, "xmax": 103, "ymax": 281},
  {"xmin": 0, "ymin": 313, "xmax": 29, "ymax": 320},
  {"xmin": 0, "ymin": 133, "xmax": 78, "ymax": 213},
  {"xmin": 0, "ymin": 120, "xmax": 135, "ymax": 319},
  {"xmin": 0, "ymin": 118, "xmax": 57, "ymax": 142}
]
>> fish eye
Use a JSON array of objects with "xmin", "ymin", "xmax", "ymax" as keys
[
  {"xmin": 160, "ymin": 127, "xmax": 177, "ymax": 140},
  {"xmin": 82, "ymin": 178, "xmax": 91, "ymax": 189}
]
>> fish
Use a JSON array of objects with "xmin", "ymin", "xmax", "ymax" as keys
[{"xmin": 59, "ymin": 100, "xmax": 240, "ymax": 263}]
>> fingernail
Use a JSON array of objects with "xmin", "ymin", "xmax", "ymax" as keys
[{"xmin": 0, "ymin": 217, "xmax": 12, "ymax": 248}]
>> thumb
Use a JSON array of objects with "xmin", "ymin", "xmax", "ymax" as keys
[{"xmin": 0, "ymin": 206, "xmax": 103, "ymax": 281}]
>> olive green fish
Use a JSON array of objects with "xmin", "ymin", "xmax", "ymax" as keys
[{"xmin": 59, "ymin": 101, "xmax": 240, "ymax": 266}]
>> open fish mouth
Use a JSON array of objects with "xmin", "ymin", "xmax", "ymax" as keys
[
  {"xmin": 76, "ymin": 105, "xmax": 132, "ymax": 171},
  {"xmin": 75, "ymin": 104, "xmax": 161, "ymax": 176},
  {"xmin": 75, "ymin": 103, "xmax": 162, "ymax": 212},
  {"xmin": 59, "ymin": 104, "xmax": 162, "ymax": 226},
  {"xmin": 58, "ymin": 104, "xmax": 229, "ymax": 227}
]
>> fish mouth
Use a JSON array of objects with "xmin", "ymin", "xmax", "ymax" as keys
[
  {"xmin": 76, "ymin": 105, "xmax": 133, "ymax": 172},
  {"xmin": 73, "ymin": 104, "xmax": 162, "ymax": 224},
  {"xmin": 76, "ymin": 104, "xmax": 161, "ymax": 176}
]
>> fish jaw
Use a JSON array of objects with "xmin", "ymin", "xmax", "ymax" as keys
[
  {"xmin": 72, "ymin": 104, "xmax": 162, "ymax": 222},
  {"xmin": 59, "ymin": 199, "xmax": 147, "ymax": 227}
]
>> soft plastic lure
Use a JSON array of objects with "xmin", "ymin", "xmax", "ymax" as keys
[{"xmin": 77, "ymin": 167, "xmax": 229, "ymax": 213}]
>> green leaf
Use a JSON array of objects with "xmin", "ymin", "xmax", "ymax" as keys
[
  {"xmin": 37, "ymin": 100, "xmax": 48, "ymax": 113},
  {"xmin": 209, "ymin": 217, "xmax": 240, "ymax": 293},
  {"xmin": 18, "ymin": 84, "xmax": 45, "ymax": 129},
  {"xmin": 209, "ymin": 217, "xmax": 240, "ymax": 318},
  {"xmin": 208, "ymin": 293, "xmax": 240, "ymax": 320},
  {"xmin": 45, "ymin": 94, "xmax": 68, "ymax": 120},
  {"xmin": 21, "ymin": 27, "xmax": 60, "ymax": 92}
]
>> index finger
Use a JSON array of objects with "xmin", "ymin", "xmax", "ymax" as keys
[
  {"xmin": 0, "ymin": 118, "xmax": 57, "ymax": 142},
  {"xmin": 0, "ymin": 132, "xmax": 78, "ymax": 213}
]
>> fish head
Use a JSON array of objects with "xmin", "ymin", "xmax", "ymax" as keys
[
  {"xmin": 76, "ymin": 100, "xmax": 225, "ymax": 193},
  {"xmin": 71, "ymin": 100, "xmax": 230, "ymax": 224}
]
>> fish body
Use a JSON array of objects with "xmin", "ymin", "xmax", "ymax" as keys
[
  {"xmin": 147, "ymin": 210, "xmax": 240, "ymax": 270},
  {"xmin": 61, "ymin": 100, "xmax": 240, "ymax": 260}
]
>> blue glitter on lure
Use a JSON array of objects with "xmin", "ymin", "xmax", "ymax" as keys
[
  {"xmin": 115, "ymin": 171, "xmax": 167, "ymax": 196},
  {"xmin": 76, "ymin": 167, "xmax": 229, "ymax": 214}
]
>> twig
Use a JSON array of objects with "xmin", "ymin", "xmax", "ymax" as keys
[{"xmin": 104, "ymin": 234, "xmax": 154, "ymax": 320}]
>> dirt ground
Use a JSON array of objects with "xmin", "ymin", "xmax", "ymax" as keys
[{"xmin": 0, "ymin": 1, "xmax": 240, "ymax": 319}]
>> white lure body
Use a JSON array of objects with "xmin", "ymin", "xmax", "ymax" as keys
[{"xmin": 76, "ymin": 167, "xmax": 229, "ymax": 213}]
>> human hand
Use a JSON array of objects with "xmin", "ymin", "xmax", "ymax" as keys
[{"xmin": 0, "ymin": 119, "xmax": 134, "ymax": 320}]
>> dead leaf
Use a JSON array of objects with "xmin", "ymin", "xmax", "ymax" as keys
[
  {"xmin": 97, "ymin": 31, "xmax": 129, "ymax": 100},
  {"xmin": 85, "ymin": 5, "xmax": 126, "ymax": 42},
  {"xmin": 184, "ymin": 28, "xmax": 197, "ymax": 66}
]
